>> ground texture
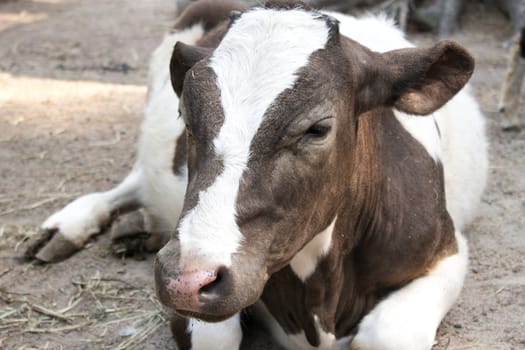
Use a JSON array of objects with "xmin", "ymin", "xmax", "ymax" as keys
[{"xmin": 0, "ymin": 1, "xmax": 524, "ymax": 349}]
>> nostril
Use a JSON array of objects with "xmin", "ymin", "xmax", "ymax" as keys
[{"xmin": 198, "ymin": 266, "xmax": 226, "ymax": 296}]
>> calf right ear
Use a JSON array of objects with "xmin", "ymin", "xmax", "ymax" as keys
[
  {"xmin": 170, "ymin": 42, "xmax": 212, "ymax": 96},
  {"xmin": 355, "ymin": 40, "xmax": 474, "ymax": 116},
  {"xmin": 385, "ymin": 40, "xmax": 474, "ymax": 115}
]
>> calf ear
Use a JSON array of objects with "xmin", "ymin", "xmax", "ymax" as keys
[
  {"xmin": 170, "ymin": 42, "xmax": 212, "ymax": 96},
  {"xmin": 360, "ymin": 40, "xmax": 474, "ymax": 116}
]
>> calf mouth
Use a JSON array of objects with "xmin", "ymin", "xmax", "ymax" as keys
[{"xmin": 173, "ymin": 308, "xmax": 238, "ymax": 323}]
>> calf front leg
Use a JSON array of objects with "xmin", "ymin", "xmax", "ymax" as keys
[
  {"xmin": 351, "ymin": 231, "xmax": 469, "ymax": 350},
  {"xmin": 170, "ymin": 313, "xmax": 243, "ymax": 350},
  {"xmin": 25, "ymin": 170, "xmax": 144, "ymax": 262}
]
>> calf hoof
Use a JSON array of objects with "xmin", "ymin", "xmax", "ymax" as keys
[
  {"xmin": 110, "ymin": 211, "xmax": 167, "ymax": 256},
  {"xmin": 24, "ymin": 228, "xmax": 80, "ymax": 263},
  {"xmin": 498, "ymin": 110, "xmax": 522, "ymax": 132}
]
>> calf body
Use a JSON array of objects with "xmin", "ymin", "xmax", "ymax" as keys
[{"xmin": 28, "ymin": 1, "xmax": 487, "ymax": 349}]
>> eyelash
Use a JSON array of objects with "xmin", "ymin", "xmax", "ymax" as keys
[{"xmin": 304, "ymin": 124, "xmax": 330, "ymax": 139}]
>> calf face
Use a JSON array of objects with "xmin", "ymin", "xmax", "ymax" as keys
[{"xmin": 155, "ymin": 5, "xmax": 474, "ymax": 322}]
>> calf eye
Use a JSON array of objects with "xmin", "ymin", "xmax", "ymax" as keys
[
  {"xmin": 305, "ymin": 125, "xmax": 329, "ymax": 138},
  {"xmin": 303, "ymin": 118, "xmax": 332, "ymax": 141}
]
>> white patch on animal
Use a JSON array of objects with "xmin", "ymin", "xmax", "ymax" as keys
[
  {"xmin": 188, "ymin": 313, "xmax": 242, "ymax": 350},
  {"xmin": 351, "ymin": 231, "xmax": 469, "ymax": 350},
  {"xmin": 394, "ymin": 111, "xmax": 442, "ymax": 162},
  {"xmin": 177, "ymin": 8, "xmax": 330, "ymax": 267},
  {"xmin": 433, "ymin": 86, "xmax": 487, "ymax": 229},
  {"xmin": 137, "ymin": 25, "xmax": 204, "ymax": 232},
  {"xmin": 290, "ymin": 217, "xmax": 337, "ymax": 281}
]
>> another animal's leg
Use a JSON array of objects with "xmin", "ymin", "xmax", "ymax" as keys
[
  {"xmin": 498, "ymin": 29, "xmax": 525, "ymax": 131},
  {"xmin": 25, "ymin": 170, "xmax": 144, "ymax": 262},
  {"xmin": 438, "ymin": 0, "xmax": 464, "ymax": 36},
  {"xmin": 170, "ymin": 313, "xmax": 243, "ymax": 350},
  {"xmin": 410, "ymin": 0, "xmax": 464, "ymax": 36},
  {"xmin": 350, "ymin": 231, "xmax": 468, "ymax": 350},
  {"xmin": 375, "ymin": 0, "xmax": 411, "ymax": 32}
]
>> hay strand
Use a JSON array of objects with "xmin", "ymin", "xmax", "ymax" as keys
[{"xmin": 0, "ymin": 194, "xmax": 76, "ymax": 217}]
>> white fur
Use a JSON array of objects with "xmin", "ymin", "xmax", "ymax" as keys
[
  {"xmin": 325, "ymin": 12, "xmax": 409, "ymax": 52},
  {"xmin": 137, "ymin": 26, "xmax": 204, "ymax": 233},
  {"xmin": 188, "ymin": 314, "xmax": 242, "ymax": 350},
  {"xmin": 42, "ymin": 170, "xmax": 143, "ymax": 246},
  {"xmin": 394, "ymin": 111, "xmax": 442, "ymax": 162},
  {"xmin": 351, "ymin": 231, "xmax": 469, "ymax": 350},
  {"xmin": 177, "ymin": 8, "xmax": 330, "ymax": 268},
  {"xmin": 290, "ymin": 218, "xmax": 336, "ymax": 281},
  {"xmin": 434, "ymin": 86, "xmax": 488, "ymax": 229}
]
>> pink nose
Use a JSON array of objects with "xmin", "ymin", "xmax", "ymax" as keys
[{"xmin": 164, "ymin": 267, "xmax": 224, "ymax": 311}]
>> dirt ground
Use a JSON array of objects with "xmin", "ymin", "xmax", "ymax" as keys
[{"xmin": 0, "ymin": 0, "xmax": 523, "ymax": 349}]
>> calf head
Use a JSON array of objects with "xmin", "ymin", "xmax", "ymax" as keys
[{"xmin": 155, "ymin": 3, "xmax": 474, "ymax": 322}]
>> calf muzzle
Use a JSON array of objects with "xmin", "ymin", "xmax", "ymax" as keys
[
  {"xmin": 156, "ymin": 261, "xmax": 228, "ymax": 311},
  {"xmin": 155, "ymin": 240, "xmax": 241, "ymax": 322}
]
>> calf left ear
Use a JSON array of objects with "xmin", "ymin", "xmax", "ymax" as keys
[
  {"xmin": 170, "ymin": 42, "xmax": 212, "ymax": 96},
  {"xmin": 362, "ymin": 40, "xmax": 474, "ymax": 116}
]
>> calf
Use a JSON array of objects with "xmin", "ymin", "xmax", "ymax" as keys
[{"xmin": 26, "ymin": 1, "xmax": 488, "ymax": 349}]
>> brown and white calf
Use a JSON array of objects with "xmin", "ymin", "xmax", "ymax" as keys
[{"xmin": 26, "ymin": 1, "xmax": 488, "ymax": 349}]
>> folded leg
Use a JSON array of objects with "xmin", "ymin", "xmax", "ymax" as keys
[
  {"xmin": 351, "ymin": 231, "xmax": 468, "ymax": 350},
  {"xmin": 25, "ymin": 170, "xmax": 144, "ymax": 262}
]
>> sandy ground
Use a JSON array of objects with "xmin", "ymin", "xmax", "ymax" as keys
[{"xmin": 0, "ymin": 1, "xmax": 523, "ymax": 349}]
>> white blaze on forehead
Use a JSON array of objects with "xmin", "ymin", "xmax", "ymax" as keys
[{"xmin": 178, "ymin": 8, "xmax": 330, "ymax": 267}]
